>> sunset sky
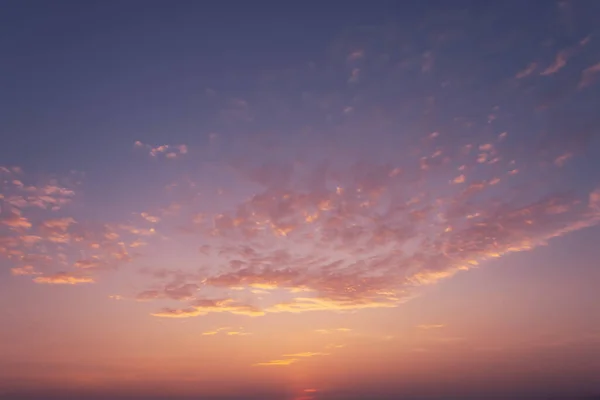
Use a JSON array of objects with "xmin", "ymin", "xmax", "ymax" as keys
[{"xmin": 1, "ymin": 1, "xmax": 600, "ymax": 399}]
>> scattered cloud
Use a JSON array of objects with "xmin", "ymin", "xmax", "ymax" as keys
[{"xmin": 3, "ymin": 19, "xmax": 600, "ymax": 327}]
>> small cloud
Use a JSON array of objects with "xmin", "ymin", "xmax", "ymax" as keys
[
  {"xmin": 347, "ymin": 49, "xmax": 364, "ymax": 61},
  {"xmin": 452, "ymin": 175, "xmax": 466, "ymax": 184},
  {"xmin": 41, "ymin": 217, "xmax": 76, "ymax": 232},
  {"xmin": 202, "ymin": 327, "xmax": 231, "ymax": 336},
  {"xmin": 11, "ymin": 265, "xmax": 41, "ymax": 276},
  {"xmin": 554, "ymin": 152, "xmax": 573, "ymax": 167},
  {"xmin": 227, "ymin": 331, "xmax": 251, "ymax": 336},
  {"xmin": 134, "ymin": 142, "xmax": 188, "ymax": 159},
  {"xmin": 73, "ymin": 258, "xmax": 103, "ymax": 269},
  {"xmin": 515, "ymin": 62, "xmax": 537, "ymax": 79},
  {"xmin": 129, "ymin": 239, "xmax": 147, "ymax": 248},
  {"xmin": 417, "ymin": 324, "xmax": 445, "ymax": 330},
  {"xmin": 283, "ymin": 352, "xmax": 329, "ymax": 358},
  {"xmin": 140, "ymin": 212, "xmax": 160, "ymax": 223},
  {"xmin": 253, "ymin": 358, "xmax": 298, "ymax": 367},
  {"xmin": 541, "ymin": 49, "xmax": 571, "ymax": 75},
  {"xmin": 108, "ymin": 295, "xmax": 124, "ymax": 300}
]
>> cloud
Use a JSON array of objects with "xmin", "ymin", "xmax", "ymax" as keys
[
  {"xmin": 140, "ymin": 212, "xmax": 160, "ymax": 223},
  {"xmin": 11, "ymin": 265, "xmax": 41, "ymax": 276},
  {"xmin": 315, "ymin": 328, "xmax": 352, "ymax": 334},
  {"xmin": 417, "ymin": 324, "xmax": 445, "ymax": 330},
  {"xmin": 41, "ymin": 217, "xmax": 76, "ymax": 232},
  {"xmin": 1, "ymin": 214, "xmax": 32, "ymax": 230},
  {"xmin": 202, "ymin": 327, "xmax": 231, "ymax": 336},
  {"xmin": 136, "ymin": 283, "xmax": 199, "ymax": 301},
  {"xmin": 151, "ymin": 298, "xmax": 265, "ymax": 318},
  {"xmin": 33, "ymin": 273, "xmax": 94, "ymax": 285},
  {"xmin": 73, "ymin": 258, "xmax": 104, "ymax": 269},
  {"xmin": 515, "ymin": 62, "xmax": 537, "ymax": 79},
  {"xmin": 282, "ymin": 352, "xmax": 329, "ymax": 358},
  {"xmin": 226, "ymin": 331, "xmax": 251, "ymax": 336},
  {"xmin": 540, "ymin": 49, "xmax": 572, "ymax": 75},
  {"xmin": 134, "ymin": 141, "xmax": 188, "ymax": 159},
  {"xmin": 253, "ymin": 358, "xmax": 298, "ymax": 367},
  {"xmin": 266, "ymin": 296, "xmax": 399, "ymax": 314},
  {"xmin": 540, "ymin": 36, "xmax": 590, "ymax": 76},
  {"xmin": 554, "ymin": 152, "xmax": 573, "ymax": 167},
  {"xmin": 254, "ymin": 349, "xmax": 330, "ymax": 367},
  {"xmin": 200, "ymin": 326, "xmax": 250, "ymax": 336}
]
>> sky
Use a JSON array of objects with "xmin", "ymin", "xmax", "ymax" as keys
[{"xmin": 1, "ymin": 1, "xmax": 600, "ymax": 399}]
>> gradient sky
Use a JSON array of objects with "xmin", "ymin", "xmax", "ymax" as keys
[{"xmin": 1, "ymin": 1, "xmax": 600, "ymax": 399}]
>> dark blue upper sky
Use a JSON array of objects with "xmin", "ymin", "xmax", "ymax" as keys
[{"xmin": 3, "ymin": 0, "xmax": 598, "ymax": 174}]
